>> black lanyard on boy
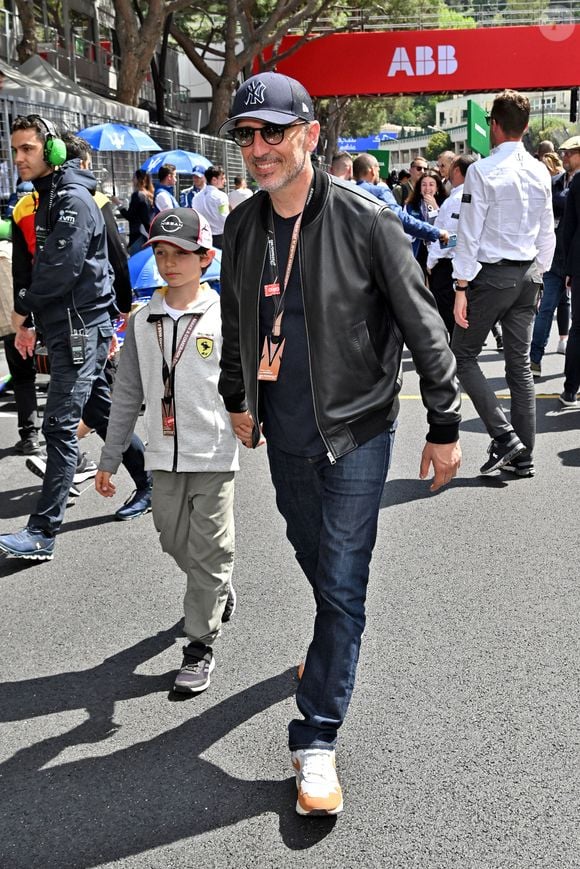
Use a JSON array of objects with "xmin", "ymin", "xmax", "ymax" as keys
[
  {"xmin": 155, "ymin": 314, "xmax": 201, "ymax": 400},
  {"xmin": 155, "ymin": 313, "xmax": 202, "ymax": 435}
]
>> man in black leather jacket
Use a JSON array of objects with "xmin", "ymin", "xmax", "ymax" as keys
[{"xmin": 218, "ymin": 73, "xmax": 462, "ymax": 817}]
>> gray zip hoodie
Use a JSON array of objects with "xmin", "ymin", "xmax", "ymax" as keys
[{"xmin": 99, "ymin": 286, "xmax": 239, "ymax": 474}]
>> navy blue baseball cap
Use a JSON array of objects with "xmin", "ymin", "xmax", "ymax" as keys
[{"xmin": 219, "ymin": 72, "xmax": 314, "ymax": 136}]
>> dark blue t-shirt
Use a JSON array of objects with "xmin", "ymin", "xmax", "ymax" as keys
[{"xmin": 259, "ymin": 211, "xmax": 325, "ymax": 457}]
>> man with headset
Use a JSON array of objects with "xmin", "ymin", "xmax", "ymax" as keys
[{"xmin": 0, "ymin": 115, "xmax": 115, "ymax": 561}]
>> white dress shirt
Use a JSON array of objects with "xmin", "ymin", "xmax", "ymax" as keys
[
  {"xmin": 193, "ymin": 185, "xmax": 230, "ymax": 235},
  {"xmin": 228, "ymin": 187, "xmax": 253, "ymax": 210},
  {"xmin": 426, "ymin": 183, "xmax": 464, "ymax": 271},
  {"xmin": 452, "ymin": 141, "xmax": 555, "ymax": 282}
]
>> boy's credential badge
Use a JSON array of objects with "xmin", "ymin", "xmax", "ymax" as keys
[{"xmin": 196, "ymin": 336, "xmax": 214, "ymax": 358}]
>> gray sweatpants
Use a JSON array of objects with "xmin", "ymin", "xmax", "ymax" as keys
[
  {"xmin": 451, "ymin": 261, "xmax": 542, "ymax": 453},
  {"xmin": 151, "ymin": 470, "xmax": 235, "ymax": 646}
]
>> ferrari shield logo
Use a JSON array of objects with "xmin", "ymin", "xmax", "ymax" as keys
[{"xmin": 196, "ymin": 336, "xmax": 213, "ymax": 358}]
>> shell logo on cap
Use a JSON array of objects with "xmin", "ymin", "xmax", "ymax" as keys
[{"xmin": 160, "ymin": 214, "xmax": 183, "ymax": 233}]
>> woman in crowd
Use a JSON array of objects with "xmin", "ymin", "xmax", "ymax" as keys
[
  {"xmin": 120, "ymin": 170, "xmax": 155, "ymax": 254},
  {"xmin": 405, "ymin": 169, "xmax": 448, "ymax": 276}
]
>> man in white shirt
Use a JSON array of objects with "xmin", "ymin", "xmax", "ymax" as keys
[
  {"xmin": 180, "ymin": 165, "xmax": 207, "ymax": 209},
  {"xmin": 228, "ymin": 176, "xmax": 253, "ymax": 210},
  {"xmin": 427, "ymin": 154, "xmax": 477, "ymax": 337},
  {"xmin": 452, "ymin": 90, "xmax": 555, "ymax": 478},
  {"xmin": 193, "ymin": 165, "xmax": 229, "ymax": 247}
]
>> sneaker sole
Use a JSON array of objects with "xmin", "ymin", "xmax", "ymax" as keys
[
  {"xmin": 26, "ymin": 457, "xmax": 82, "ymax": 496},
  {"xmin": 173, "ymin": 657, "xmax": 215, "ymax": 694},
  {"xmin": 502, "ymin": 464, "xmax": 535, "ymax": 478},
  {"xmin": 25, "ymin": 457, "xmax": 47, "ymax": 480},
  {"xmin": 73, "ymin": 470, "xmax": 98, "ymax": 484},
  {"xmin": 480, "ymin": 443, "xmax": 526, "ymax": 475},
  {"xmin": 221, "ymin": 586, "xmax": 237, "ymax": 623},
  {"xmin": 0, "ymin": 545, "xmax": 54, "ymax": 561},
  {"xmin": 295, "ymin": 798, "xmax": 343, "ymax": 816},
  {"xmin": 558, "ymin": 397, "xmax": 578, "ymax": 408},
  {"xmin": 114, "ymin": 505, "xmax": 152, "ymax": 522}
]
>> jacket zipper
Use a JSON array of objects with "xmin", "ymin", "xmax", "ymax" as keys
[
  {"xmin": 298, "ymin": 241, "xmax": 336, "ymax": 465},
  {"xmin": 254, "ymin": 244, "xmax": 269, "ymax": 442},
  {"xmin": 171, "ymin": 318, "xmax": 179, "ymax": 472}
]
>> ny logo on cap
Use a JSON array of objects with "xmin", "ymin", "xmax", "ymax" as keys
[{"xmin": 244, "ymin": 80, "xmax": 266, "ymax": 106}]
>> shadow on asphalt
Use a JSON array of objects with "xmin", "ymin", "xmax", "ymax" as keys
[
  {"xmin": 0, "ymin": 626, "xmax": 334, "ymax": 865},
  {"xmin": 458, "ymin": 400, "xmax": 580, "ymax": 437},
  {"xmin": 380, "ymin": 474, "xmax": 507, "ymax": 508},
  {"xmin": 559, "ymin": 447, "xmax": 580, "ymax": 467},
  {"xmin": 0, "ymin": 486, "xmax": 43, "ymax": 520}
]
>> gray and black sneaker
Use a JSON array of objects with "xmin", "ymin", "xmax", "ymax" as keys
[
  {"xmin": 502, "ymin": 454, "xmax": 535, "ymax": 477},
  {"xmin": 480, "ymin": 434, "xmax": 526, "ymax": 475},
  {"xmin": 26, "ymin": 451, "xmax": 96, "ymax": 496},
  {"xmin": 173, "ymin": 645, "xmax": 215, "ymax": 694},
  {"xmin": 221, "ymin": 584, "xmax": 237, "ymax": 623}
]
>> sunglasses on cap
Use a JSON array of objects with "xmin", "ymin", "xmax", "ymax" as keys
[{"xmin": 231, "ymin": 122, "xmax": 307, "ymax": 148}]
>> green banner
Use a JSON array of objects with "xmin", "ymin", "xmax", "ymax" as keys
[
  {"xmin": 366, "ymin": 149, "xmax": 390, "ymax": 178},
  {"xmin": 467, "ymin": 100, "xmax": 490, "ymax": 157}
]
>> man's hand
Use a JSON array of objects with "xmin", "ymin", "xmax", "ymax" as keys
[
  {"xmin": 95, "ymin": 470, "xmax": 116, "ymax": 498},
  {"xmin": 11, "ymin": 310, "xmax": 26, "ymax": 331},
  {"xmin": 454, "ymin": 290, "xmax": 468, "ymax": 328},
  {"xmin": 439, "ymin": 229, "xmax": 450, "ymax": 245},
  {"xmin": 108, "ymin": 332, "xmax": 119, "ymax": 360},
  {"xmin": 420, "ymin": 441, "xmax": 462, "ymax": 492},
  {"xmin": 14, "ymin": 326, "xmax": 36, "ymax": 359},
  {"xmin": 229, "ymin": 410, "xmax": 256, "ymax": 448}
]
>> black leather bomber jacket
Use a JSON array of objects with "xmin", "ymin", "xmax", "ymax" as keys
[{"xmin": 218, "ymin": 169, "xmax": 461, "ymax": 461}]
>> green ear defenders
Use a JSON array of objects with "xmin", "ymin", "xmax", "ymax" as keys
[{"xmin": 29, "ymin": 115, "xmax": 67, "ymax": 167}]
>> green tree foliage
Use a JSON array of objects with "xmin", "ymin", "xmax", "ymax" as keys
[
  {"xmin": 527, "ymin": 117, "xmax": 570, "ymax": 152},
  {"xmin": 425, "ymin": 130, "xmax": 453, "ymax": 159}
]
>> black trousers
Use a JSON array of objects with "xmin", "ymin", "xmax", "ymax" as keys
[
  {"xmin": 3, "ymin": 334, "xmax": 39, "ymax": 440},
  {"xmin": 428, "ymin": 258, "xmax": 455, "ymax": 339}
]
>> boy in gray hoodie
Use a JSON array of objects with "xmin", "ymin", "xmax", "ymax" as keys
[{"xmin": 95, "ymin": 208, "xmax": 238, "ymax": 693}]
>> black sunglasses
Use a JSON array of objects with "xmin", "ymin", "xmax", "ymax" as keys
[{"xmin": 231, "ymin": 122, "xmax": 307, "ymax": 148}]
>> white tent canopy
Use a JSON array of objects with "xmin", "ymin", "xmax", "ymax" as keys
[
  {"xmin": 1, "ymin": 56, "xmax": 149, "ymax": 126},
  {"xmin": 19, "ymin": 56, "xmax": 149, "ymax": 125}
]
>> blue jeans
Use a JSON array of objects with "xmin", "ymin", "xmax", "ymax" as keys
[
  {"xmin": 29, "ymin": 321, "xmax": 114, "ymax": 535},
  {"xmin": 267, "ymin": 427, "xmax": 396, "ymax": 751},
  {"xmin": 530, "ymin": 270, "xmax": 568, "ymax": 364}
]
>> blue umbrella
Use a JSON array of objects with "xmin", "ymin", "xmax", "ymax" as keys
[
  {"xmin": 128, "ymin": 246, "xmax": 163, "ymax": 292},
  {"xmin": 140, "ymin": 150, "xmax": 211, "ymax": 175},
  {"xmin": 76, "ymin": 123, "xmax": 162, "ymax": 195},
  {"xmin": 76, "ymin": 123, "xmax": 162, "ymax": 152},
  {"xmin": 128, "ymin": 246, "xmax": 222, "ymax": 293}
]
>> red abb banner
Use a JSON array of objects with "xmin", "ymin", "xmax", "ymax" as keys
[{"xmin": 265, "ymin": 25, "xmax": 580, "ymax": 95}]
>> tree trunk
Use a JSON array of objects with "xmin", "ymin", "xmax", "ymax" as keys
[
  {"xmin": 151, "ymin": 14, "xmax": 172, "ymax": 124},
  {"xmin": 13, "ymin": 0, "xmax": 37, "ymax": 63},
  {"xmin": 207, "ymin": 76, "xmax": 240, "ymax": 135},
  {"xmin": 114, "ymin": 0, "xmax": 170, "ymax": 106}
]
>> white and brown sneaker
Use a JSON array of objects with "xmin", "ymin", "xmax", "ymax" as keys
[{"xmin": 291, "ymin": 749, "xmax": 343, "ymax": 816}]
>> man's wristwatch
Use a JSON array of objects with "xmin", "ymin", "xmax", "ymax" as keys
[{"xmin": 453, "ymin": 280, "xmax": 469, "ymax": 292}]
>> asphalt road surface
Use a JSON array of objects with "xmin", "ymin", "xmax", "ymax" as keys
[{"xmin": 0, "ymin": 327, "xmax": 578, "ymax": 869}]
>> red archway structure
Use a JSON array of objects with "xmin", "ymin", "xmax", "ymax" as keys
[{"xmin": 264, "ymin": 25, "xmax": 580, "ymax": 96}]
